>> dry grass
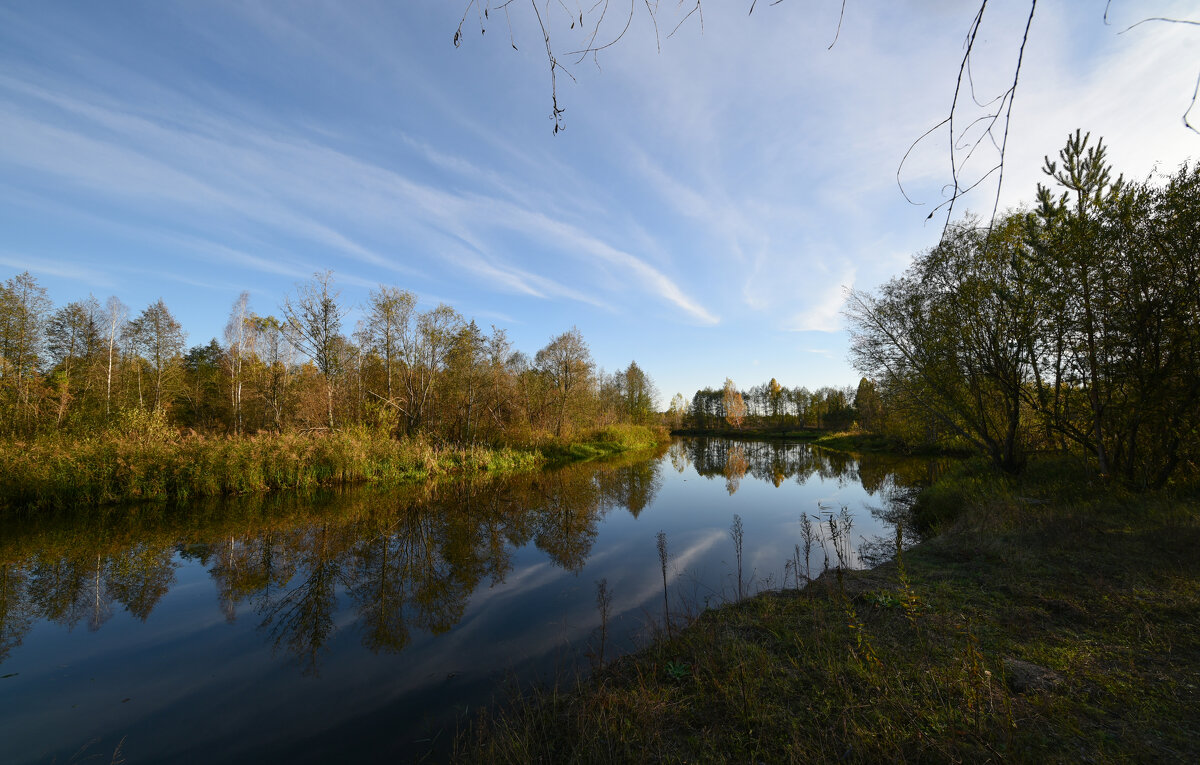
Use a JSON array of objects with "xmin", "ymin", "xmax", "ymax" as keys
[{"xmin": 0, "ymin": 424, "xmax": 668, "ymax": 513}]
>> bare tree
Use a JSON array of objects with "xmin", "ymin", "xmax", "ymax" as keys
[{"xmin": 397, "ymin": 304, "xmax": 462, "ymax": 435}]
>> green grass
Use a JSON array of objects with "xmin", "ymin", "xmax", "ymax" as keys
[
  {"xmin": 0, "ymin": 423, "xmax": 668, "ymax": 513},
  {"xmin": 458, "ymin": 455, "xmax": 1200, "ymax": 762},
  {"xmin": 537, "ymin": 424, "xmax": 669, "ymax": 462}
]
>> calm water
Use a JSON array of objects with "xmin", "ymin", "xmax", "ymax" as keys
[{"xmin": 0, "ymin": 438, "xmax": 944, "ymax": 763}]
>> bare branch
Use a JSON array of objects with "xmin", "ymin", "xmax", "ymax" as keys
[
  {"xmin": 1115, "ymin": 13, "xmax": 1200, "ymax": 136},
  {"xmin": 531, "ymin": 0, "xmax": 572, "ymax": 134},
  {"xmin": 827, "ymin": 0, "xmax": 847, "ymax": 51},
  {"xmin": 941, "ymin": 2, "xmax": 989, "ymax": 232},
  {"xmin": 987, "ymin": 0, "xmax": 1037, "ymax": 238},
  {"xmin": 667, "ymin": 1, "xmax": 702, "ymax": 41},
  {"xmin": 897, "ymin": 116, "xmax": 950, "ymax": 206},
  {"xmin": 1186, "ymin": 66, "xmax": 1200, "ymax": 135},
  {"xmin": 567, "ymin": 0, "xmax": 635, "ymax": 61},
  {"xmin": 1119, "ymin": 16, "xmax": 1200, "ymax": 34}
]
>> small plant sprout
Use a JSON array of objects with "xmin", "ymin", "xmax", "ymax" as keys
[{"xmin": 665, "ymin": 661, "xmax": 691, "ymax": 680}]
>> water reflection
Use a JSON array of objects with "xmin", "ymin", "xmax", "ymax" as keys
[
  {"xmin": 0, "ymin": 451, "xmax": 668, "ymax": 673},
  {"xmin": 681, "ymin": 436, "xmax": 942, "ymax": 495},
  {"xmin": 0, "ymin": 441, "xmax": 940, "ymax": 673},
  {"xmin": 0, "ymin": 439, "xmax": 948, "ymax": 763}
]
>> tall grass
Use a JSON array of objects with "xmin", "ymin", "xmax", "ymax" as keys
[
  {"xmin": 0, "ymin": 430, "xmax": 506, "ymax": 511},
  {"xmin": 0, "ymin": 423, "xmax": 668, "ymax": 513}
]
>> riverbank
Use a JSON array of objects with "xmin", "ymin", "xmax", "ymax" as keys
[
  {"xmin": 459, "ymin": 456, "xmax": 1200, "ymax": 761},
  {"xmin": 0, "ymin": 424, "xmax": 668, "ymax": 513}
]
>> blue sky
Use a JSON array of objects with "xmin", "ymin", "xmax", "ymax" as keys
[{"xmin": 2, "ymin": 1, "xmax": 1197, "ymax": 403}]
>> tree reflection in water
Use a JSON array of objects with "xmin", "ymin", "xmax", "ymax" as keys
[
  {"xmin": 0, "ymin": 441, "xmax": 944, "ymax": 675},
  {"xmin": 0, "ymin": 449, "xmax": 667, "ymax": 674}
]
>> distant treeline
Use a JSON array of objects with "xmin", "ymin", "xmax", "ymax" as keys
[
  {"xmin": 669, "ymin": 378, "xmax": 859, "ymax": 432},
  {"xmin": 0, "ymin": 271, "xmax": 659, "ymax": 444},
  {"xmin": 846, "ymin": 132, "xmax": 1200, "ymax": 487}
]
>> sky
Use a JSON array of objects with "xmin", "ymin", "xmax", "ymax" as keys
[{"xmin": 2, "ymin": 1, "xmax": 1198, "ymax": 404}]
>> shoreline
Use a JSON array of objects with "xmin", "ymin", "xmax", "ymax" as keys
[{"xmin": 458, "ymin": 455, "xmax": 1200, "ymax": 761}]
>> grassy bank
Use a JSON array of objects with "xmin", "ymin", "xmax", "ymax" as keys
[
  {"xmin": 0, "ymin": 423, "xmax": 668, "ymax": 512},
  {"xmin": 538, "ymin": 424, "xmax": 669, "ymax": 462},
  {"xmin": 459, "ymin": 456, "xmax": 1200, "ymax": 762}
]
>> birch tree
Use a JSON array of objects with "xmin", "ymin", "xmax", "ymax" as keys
[{"xmin": 224, "ymin": 292, "xmax": 253, "ymax": 435}]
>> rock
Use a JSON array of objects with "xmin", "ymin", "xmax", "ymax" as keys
[{"xmin": 1003, "ymin": 657, "xmax": 1062, "ymax": 693}]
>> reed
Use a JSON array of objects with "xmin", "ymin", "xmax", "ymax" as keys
[
  {"xmin": 656, "ymin": 530, "xmax": 671, "ymax": 638},
  {"xmin": 0, "ymin": 424, "xmax": 667, "ymax": 513}
]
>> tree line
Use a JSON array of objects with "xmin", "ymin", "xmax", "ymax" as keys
[
  {"xmin": 847, "ymin": 132, "xmax": 1200, "ymax": 487},
  {"xmin": 0, "ymin": 270, "xmax": 659, "ymax": 443},
  {"xmin": 670, "ymin": 377, "xmax": 858, "ymax": 431}
]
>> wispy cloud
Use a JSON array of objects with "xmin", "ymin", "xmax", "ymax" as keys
[
  {"xmin": 0, "ymin": 62, "xmax": 718, "ymax": 324},
  {"xmin": 0, "ymin": 252, "xmax": 117, "ymax": 288}
]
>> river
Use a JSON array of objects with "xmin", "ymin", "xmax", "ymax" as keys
[{"xmin": 0, "ymin": 437, "xmax": 945, "ymax": 763}]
